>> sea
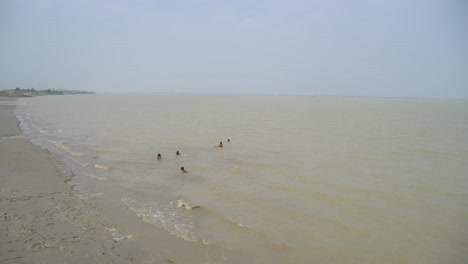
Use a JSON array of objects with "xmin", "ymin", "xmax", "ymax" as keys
[{"xmin": 15, "ymin": 94, "xmax": 468, "ymax": 263}]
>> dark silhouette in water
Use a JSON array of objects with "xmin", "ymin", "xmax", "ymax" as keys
[
  {"xmin": 181, "ymin": 166, "xmax": 187, "ymax": 173},
  {"xmin": 216, "ymin": 141, "xmax": 223, "ymax": 148},
  {"xmin": 176, "ymin": 151, "xmax": 180, "ymax": 156},
  {"xmin": 157, "ymin": 153, "xmax": 161, "ymax": 160}
]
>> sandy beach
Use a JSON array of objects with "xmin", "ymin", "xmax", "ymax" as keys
[{"xmin": 0, "ymin": 97, "xmax": 167, "ymax": 264}]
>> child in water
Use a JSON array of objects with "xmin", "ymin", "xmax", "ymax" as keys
[
  {"xmin": 180, "ymin": 166, "xmax": 187, "ymax": 173},
  {"xmin": 157, "ymin": 153, "xmax": 161, "ymax": 160}
]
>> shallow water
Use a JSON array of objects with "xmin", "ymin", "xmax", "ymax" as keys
[{"xmin": 17, "ymin": 95, "xmax": 468, "ymax": 263}]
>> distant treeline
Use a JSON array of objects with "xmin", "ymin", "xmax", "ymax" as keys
[{"xmin": 0, "ymin": 87, "xmax": 95, "ymax": 97}]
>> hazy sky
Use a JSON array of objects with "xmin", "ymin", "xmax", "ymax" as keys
[{"xmin": 1, "ymin": 0, "xmax": 467, "ymax": 98}]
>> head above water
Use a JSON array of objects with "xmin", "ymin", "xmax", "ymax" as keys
[{"xmin": 176, "ymin": 151, "xmax": 180, "ymax": 155}]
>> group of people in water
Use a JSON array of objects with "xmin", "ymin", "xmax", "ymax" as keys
[{"xmin": 156, "ymin": 139, "xmax": 230, "ymax": 173}]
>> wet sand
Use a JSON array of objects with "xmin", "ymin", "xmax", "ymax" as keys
[{"xmin": 0, "ymin": 98, "xmax": 168, "ymax": 263}]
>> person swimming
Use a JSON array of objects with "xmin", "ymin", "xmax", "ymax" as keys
[
  {"xmin": 157, "ymin": 153, "xmax": 161, "ymax": 160},
  {"xmin": 217, "ymin": 141, "xmax": 223, "ymax": 148},
  {"xmin": 180, "ymin": 166, "xmax": 187, "ymax": 173},
  {"xmin": 227, "ymin": 139, "xmax": 230, "ymax": 143},
  {"xmin": 176, "ymin": 151, "xmax": 180, "ymax": 156}
]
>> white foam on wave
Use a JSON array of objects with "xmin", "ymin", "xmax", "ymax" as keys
[
  {"xmin": 94, "ymin": 164, "xmax": 110, "ymax": 170},
  {"xmin": 48, "ymin": 140, "xmax": 84, "ymax": 156},
  {"xmin": 177, "ymin": 199, "xmax": 200, "ymax": 209},
  {"xmin": 15, "ymin": 113, "xmax": 31, "ymax": 134},
  {"xmin": 83, "ymin": 172, "xmax": 108, "ymax": 181},
  {"xmin": 121, "ymin": 197, "xmax": 198, "ymax": 242},
  {"xmin": 70, "ymin": 151, "xmax": 83, "ymax": 157},
  {"xmin": 77, "ymin": 193, "xmax": 104, "ymax": 199}
]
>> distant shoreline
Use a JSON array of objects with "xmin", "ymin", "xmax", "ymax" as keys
[{"xmin": 0, "ymin": 89, "xmax": 94, "ymax": 98}]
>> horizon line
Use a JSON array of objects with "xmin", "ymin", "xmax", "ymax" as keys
[{"xmin": 93, "ymin": 92, "xmax": 468, "ymax": 101}]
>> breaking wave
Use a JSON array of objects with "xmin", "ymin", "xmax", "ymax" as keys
[{"xmin": 121, "ymin": 197, "xmax": 199, "ymax": 242}]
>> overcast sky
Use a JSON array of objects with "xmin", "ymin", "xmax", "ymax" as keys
[{"xmin": 1, "ymin": 0, "xmax": 467, "ymax": 98}]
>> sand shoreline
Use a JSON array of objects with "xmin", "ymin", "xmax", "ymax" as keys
[{"xmin": 0, "ymin": 97, "xmax": 168, "ymax": 263}]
